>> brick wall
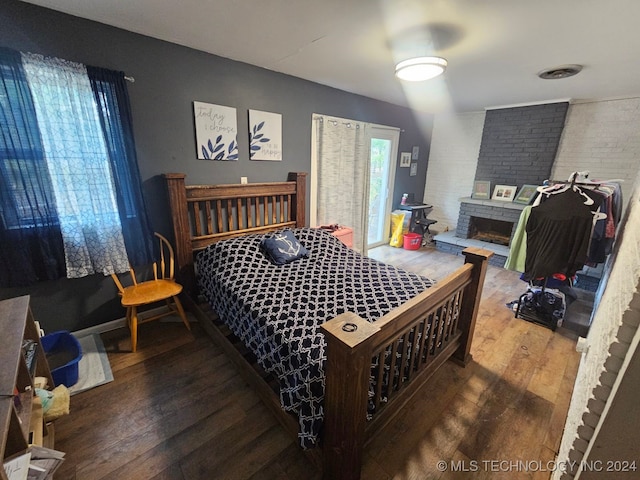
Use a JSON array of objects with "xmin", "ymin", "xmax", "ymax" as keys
[
  {"xmin": 456, "ymin": 201, "xmax": 523, "ymax": 239},
  {"xmin": 475, "ymin": 102, "xmax": 569, "ymax": 187},
  {"xmin": 424, "ymin": 98, "xmax": 640, "ymax": 238},
  {"xmin": 552, "ymin": 98, "xmax": 640, "ymax": 208},
  {"xmin": 423, "ymin": 111, "xmax": 485, "ymax": 232}
]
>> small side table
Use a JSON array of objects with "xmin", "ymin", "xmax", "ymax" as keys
[
  {"xmin": 318, "ymin": 225, "xmax": 354, "ymax": 248},
  {"xmin": 330, "ymin": 226, "xmax": 353, "ymax": 248},
  {"xmin": 398, "ymin": 204, "xmax": 436, "ymax": 244}
]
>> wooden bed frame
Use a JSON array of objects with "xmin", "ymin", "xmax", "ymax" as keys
[{"xmin": 164, "ymin": 172, "xmax": 492, "ymax": 480}]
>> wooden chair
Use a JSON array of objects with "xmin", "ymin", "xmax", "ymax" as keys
[{"xmin": 111, "ymin": 232, "xmax": 191, "ymax": 352}]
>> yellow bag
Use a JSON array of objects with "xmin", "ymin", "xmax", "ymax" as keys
[{"xmin": 389, "ymin": 212, "xmax": 408, "ymax": 247}]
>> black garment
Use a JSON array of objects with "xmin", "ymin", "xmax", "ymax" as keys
[{"xmin": 525, "ymin": 189, "xmax": 596, "ymax": 279}]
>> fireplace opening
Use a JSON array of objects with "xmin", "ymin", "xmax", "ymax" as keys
[{"xmin": 469, "ymin": 217, "xmax": 513, "ymax": 246}]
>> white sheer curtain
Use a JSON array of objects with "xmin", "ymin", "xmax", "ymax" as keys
[
  {"xmin": 21, "ymin": 53, "xmax": 129, "ymax": 277},
  {"xmin": 312, "ymin": 115, "xmax": 370, "ymax": 253}
]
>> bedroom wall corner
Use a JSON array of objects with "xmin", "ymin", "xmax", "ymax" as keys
[{"xmin": 422, "ymin": 110, "xmax": 485, "ymax": 232}]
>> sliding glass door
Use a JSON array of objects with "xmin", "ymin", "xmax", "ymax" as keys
[
  {"xmin": 367, "ymin": 127, "xmax": 399, "ymax": 248},
  {"xmin": 310, "ymin": 115, "xmax": 399, "ymax": 253}
]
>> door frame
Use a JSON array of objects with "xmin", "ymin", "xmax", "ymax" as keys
[
  {"xmin": 310, "ymin": 114, "xmax": 400, "ymax": 250},
  {"xmin": 367, "ymin": 125, "xmax": 400, "ymax": 249}
]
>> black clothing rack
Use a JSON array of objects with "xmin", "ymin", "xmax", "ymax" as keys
[{"xmin": 514, "ymin": 172, "xmax": 583, "ymax": 331}]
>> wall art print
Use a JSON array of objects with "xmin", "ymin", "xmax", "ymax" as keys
[
  {"xmin": 249, "ymin": 109, "xmax": 282, "ymax": 161},
  {"xmin": 194, "ymin": 101, "xmax": 238, "ymax": 161}
]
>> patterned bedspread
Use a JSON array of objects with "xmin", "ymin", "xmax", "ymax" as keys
[{"xmin": 196, "ymin": 228, "xmax": 433, "ymax": 448}]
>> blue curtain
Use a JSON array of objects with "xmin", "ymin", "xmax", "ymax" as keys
[
  {"xmin": 0, "ymin": 47, "xmax": 65, "ymax": 286},
  {"xmin": 87, "ymin": 66, "xmax": 155, "ymax": 267},
  {"xmin": 0, "ymin": 48, "xmax": 155, "ymax": 286}
]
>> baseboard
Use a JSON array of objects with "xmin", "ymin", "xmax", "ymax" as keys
[
  {"xmin": 71, "ymin": 305, "xmax": 196, "ymax": 337},
  {"xmin": 72, "ymin": 317, "xmax": 126, "ymax": 337}
]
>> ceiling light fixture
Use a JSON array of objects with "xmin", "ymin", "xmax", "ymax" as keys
[
  {"xmin": 537, "ymin": 64, "xmax": 583, "ymax": 80},
  {"xmin": 395, "ymin": 56, "xmax": 447, "ymax": 81}
]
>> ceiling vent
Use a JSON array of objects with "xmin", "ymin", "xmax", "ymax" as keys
[{"xmin": 537, "ymin": 64, "xmax": 583, "ymax": 79}]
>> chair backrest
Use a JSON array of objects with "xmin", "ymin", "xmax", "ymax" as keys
[
  {"xmin": 153, "ymin": 232, "xmax": 176, "ymax": 281},
  {"xmin": 111, "ymin": 232, "xmax": 176, "ymax": 293}
]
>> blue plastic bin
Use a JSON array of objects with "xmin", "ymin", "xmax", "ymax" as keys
[{"xmin": 41, "ymin": 331, "xmax": 83, "ymax": 387}]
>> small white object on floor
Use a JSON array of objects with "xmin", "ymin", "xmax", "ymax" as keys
[{"xmin": 68, "ymin": 334, "xmax": 114, "ymax": 395}]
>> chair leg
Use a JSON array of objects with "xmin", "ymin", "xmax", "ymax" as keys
[
  {"xmin": 129, "ymin": 306, "xmax": 139, "ymax": 353},
  {"xmin": 172, "ymin": 295, "xmax": 191, "ymax": 331}
]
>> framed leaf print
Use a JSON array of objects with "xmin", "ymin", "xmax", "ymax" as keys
[
  {"xmin": 249, "ymin": 110, "xmax": 282, "ymax": 161},
  {"xmin": 194, "ymin": 101, "xmax": 238, "ymax": 161}
]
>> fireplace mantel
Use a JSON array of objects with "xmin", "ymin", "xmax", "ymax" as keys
[{"xmin": 459, "ymin": 197, "xmax": 528, "ymax": 211}]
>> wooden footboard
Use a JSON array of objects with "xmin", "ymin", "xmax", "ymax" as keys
[
  {"xmin": 321, "ymin": 247, "xmax": 491, "ymax": 479},
  {"xmin": 163, "ymin": 173, "xmax": 492, "ymax": 480}
]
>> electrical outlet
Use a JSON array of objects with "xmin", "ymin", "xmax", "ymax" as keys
[{"xmin": 241, "ymin": 176, "xmax": 248, "ymax": 184}]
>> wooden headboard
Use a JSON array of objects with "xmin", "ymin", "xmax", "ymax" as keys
[{"xmin": 164, "ymin": 172, "xmax": 307, "ymax": 286}]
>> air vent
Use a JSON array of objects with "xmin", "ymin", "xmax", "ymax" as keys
[{"xmin": 537, "ymin": 64, "xmax": 583, "ymax": 79}]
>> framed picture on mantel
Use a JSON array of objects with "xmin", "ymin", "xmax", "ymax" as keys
[
  {"xmin": 492, "ymin": 184, "xmax": 517, "ymax": 202},
  {"xmin": 472, "ymin": 181, "xmax": 491, "ymax": 199},
  {"xmin": 514, "ymin": 184, "xmax": 539, "ymax": 205}
]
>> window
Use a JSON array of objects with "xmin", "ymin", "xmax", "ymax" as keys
[{"xmin": 0, "ymin": 48, "xmax": 155, "ymax": 286}]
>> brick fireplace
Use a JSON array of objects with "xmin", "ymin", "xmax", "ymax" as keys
[
  {"xmin": 434, "ymin": 101, "xmax": 569, "ymax": 267},
  {"xmin": 456, "ymin": 198, "xmax": 524, "ymax": 245}
]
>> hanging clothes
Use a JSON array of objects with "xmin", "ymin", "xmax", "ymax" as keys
[
  {"xmin": 510, "ymin": 172, "xmax": 622, "ymax": 331},
  {"xmin": 504, "ymin": 205, "xmax": 532, "ymax": 273},
  {"xmin": 524, "ymin": 188, "xmax": 599, "ymax": 280},
  {"xmin": 584, "ymin": 183, "xmax": 623, "ymax": 265}
]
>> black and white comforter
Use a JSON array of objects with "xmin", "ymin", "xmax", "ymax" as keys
[{"xmin": 196, "ymin": 228, "xmax": 433, "ymax": 448}]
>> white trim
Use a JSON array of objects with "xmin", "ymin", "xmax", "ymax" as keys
[
  {"xmin": 71, "ymin": 305, "xmax": 193, "ymax": 337},
  {"xmin": 310, "ymin": 115, "xmax": 319, "ymax": 227},
  {"xmin": 367, "ymin": 126, "xmax": 400, "ymax": 249},
  {"xmin": 570, "ymin": 95, "xmax": 640, "ymax": 105},
  {"xmin": 72, "ymin": 317, "xmax": 126, "ymax": 337},
  {"xmin": 485, "ymin": 98, "xmax": 572, "ymax": 110},
  {"xmin": 367, "ymin": 122, "xmax": 401, "ymax": 132}
]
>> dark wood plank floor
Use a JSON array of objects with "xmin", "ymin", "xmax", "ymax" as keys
[{"xmin": 53, "ymin": 246, "xmax": 581, "ymax": 480}]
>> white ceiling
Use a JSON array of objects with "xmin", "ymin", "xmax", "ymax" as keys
[{"xmin": 21, "ymin": 0, "xmax": 640, "ymax": 112}]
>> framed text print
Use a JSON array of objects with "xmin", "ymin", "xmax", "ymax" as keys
[
  {"xmin": 249, "ymin": 110, "xmax": 282, "ymax": 161},
  {"xmin": 194, "ymin": 101, "xmax": 238, "ymax": 160}
]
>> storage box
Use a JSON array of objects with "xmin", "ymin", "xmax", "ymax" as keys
[
  {"xmin": 41, "ymin": 331, "xmax": 82, "ymax": 387},
  {"xmin": 331, "ymin": 227, "xmax": 354, "ymax": 248}
]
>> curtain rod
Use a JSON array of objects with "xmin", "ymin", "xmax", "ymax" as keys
[{"xmin": 125, "ymin": 75, "xmax": 135, "ymax": 83}]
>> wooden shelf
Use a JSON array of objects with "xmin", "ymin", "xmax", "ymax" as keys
[
  {"xmin": 1, "ymin": 295, "xmax": 56, "ymax": 480},
  {"xmin": 15, "ymin": 391, "xmax": 32, "ymax": 442}
]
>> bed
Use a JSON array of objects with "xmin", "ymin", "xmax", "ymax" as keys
[{"xmin": 164, "ymin": 172, "xmax": 492, "ymax": 480}]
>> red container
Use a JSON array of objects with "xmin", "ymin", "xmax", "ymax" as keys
[{"xmin": 403, "ymin": 233, "xmax": 422, "ymax": 250}]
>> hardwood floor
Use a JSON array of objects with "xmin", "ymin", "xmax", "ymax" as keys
[{"xmin": 54, "ymin": 246, "xmax": 581, "ymax": 479}]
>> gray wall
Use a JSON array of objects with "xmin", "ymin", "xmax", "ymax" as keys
[
  {"xmin": 0, "ymin": 0, "xmax": 433, "ymax": 331},
  {"xmin": 475, "ymin": 103, "xmax": 569, "ymax": 189}
]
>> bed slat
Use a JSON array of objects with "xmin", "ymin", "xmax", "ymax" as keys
[
  {"xmin": 192, "ymin": 201, "xmax": 202, "ymax": 237},
  {"xmin": 205, "ymin": 202, "xmax": 213, "ymax": 235},
  {"xmin": 247, "ymin": 198, "xmax": 253, "ymax": 228},
  {"xmin": 215, "ymin": 200, "xmax": 223, "ymax": 232},
  {"xmin": 271, "ymin": 195, "xmax": 277, "ymax": 224}
]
